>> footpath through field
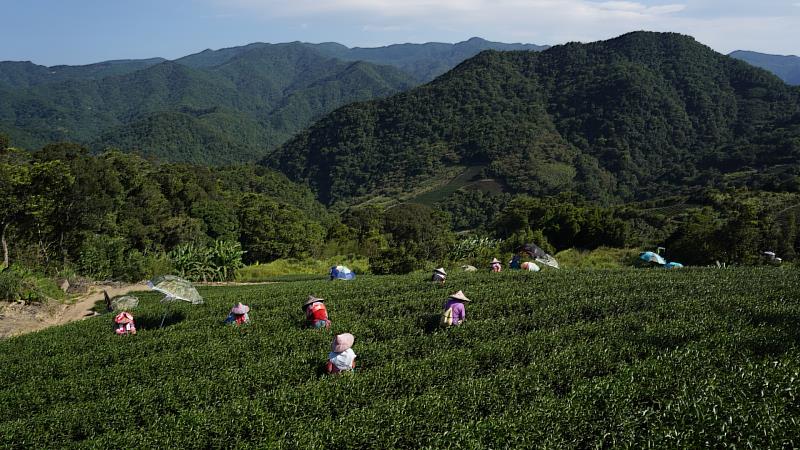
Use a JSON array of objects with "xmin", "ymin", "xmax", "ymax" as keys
[{"xmin": 0, "ymin": 281, "xmax": 277, "ymax": 338}]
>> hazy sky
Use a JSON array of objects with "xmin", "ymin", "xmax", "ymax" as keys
[{"xmin": 2, "ymin": 0, "xmax": 798, "ymax": 65}]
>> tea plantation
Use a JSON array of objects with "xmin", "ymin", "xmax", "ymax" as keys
[{"xmin": 2, "ymin": 268, "xmax": 800, "ymax": 448}]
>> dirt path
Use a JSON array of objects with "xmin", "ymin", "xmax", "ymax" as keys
[{"xmin": 0, "ymin": 283, "xmax": 148, "ymax": 339}]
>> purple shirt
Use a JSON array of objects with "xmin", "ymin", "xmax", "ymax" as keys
[{"xmin": 443, "ymin": 299, "xmax": 466, "ymax": 325}]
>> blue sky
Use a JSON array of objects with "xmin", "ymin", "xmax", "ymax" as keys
[{"xmin": 1, "ymin": 0, "xmax": 798, "ymax": 65}]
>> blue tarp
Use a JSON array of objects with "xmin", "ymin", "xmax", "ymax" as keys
[
  {"xmin": 639, "ymin": 251, "xmax": 666, "ymax": 265},
  {"xmin": 330, "ymin": 265, "xmax": 355, "ymax": 280}
]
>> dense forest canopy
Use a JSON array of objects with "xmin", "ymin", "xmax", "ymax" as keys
[
  {"xmin": 0, "ymin": 140, "xmax": 332, "ymax": 279},
  {"xmin": 0, "ymin": 44, "xmax": 415, "ymax": 164},
  {"xmin": 265, "ymin": 31, "xmax": 800, "ymax": 207},
  {"xmin": 1, "ymin": 132, "xmax": 798, "ymax": 286},
  {"xmin": 0, "ymin": 38, "xmax": 551, "ymax": 166}
]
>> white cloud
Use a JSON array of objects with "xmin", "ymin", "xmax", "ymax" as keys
[
  {"xmin": 594, "ymin": 1, "xmax": 685, "ymax": 14},
  {"xmin": 219, "ymin": 0, "xmax": 685, "ymax": 19},
  {"xmin": 362, "ymin": 24, "xmax": 412, "ymax": 32},
  {"xmin": 211, "ymin": 0, "xmax": 799, "ymax": 55}
]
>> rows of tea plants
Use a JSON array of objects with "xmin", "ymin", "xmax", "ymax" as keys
[{"xmin": 2, "ymin": 268, "xmax": 800, "ymax": 447}]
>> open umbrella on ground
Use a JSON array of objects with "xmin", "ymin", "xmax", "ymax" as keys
[
  {"xmin": 147, "ymin": 275, "xmax": 203, "ymax": 327},
  {"xmin": 104, "ymin": 290, "xmax": 140, "ymax": 312},
  {"xmin": 663, "ymin": 262, "xmax": 684, "ymax": 269},
  {"xmin": 517, "ymin": 243, "xmax": 560, "ymax": 269},
  {"xmin": 639, "ymin": 251, "xmax": 666, "ymax": 265}
]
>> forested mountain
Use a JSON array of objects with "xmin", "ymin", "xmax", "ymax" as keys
[
  {"xmin": 175, "ymin": 37, "xmax": 547, "ymax": 82},
  {"xmin": 0, "ymin": 44, "xmax": 414, "ymax": 164},
  {"xmin": 0, "ymin": 58, "xmax": 166, "ymax": 88},
  {"xmin": 265, "ymin": 32, "xmax": 800, "ymax": 206},
  {"xmin": 0, "ymin": 37, "xmax": 548, "ymax": 164},
  {"xmin": 312, "ymin": 37, "xmax": 548, "ymax": 82},
  {"xmin": 729, "ymin": 50, "xmax": 800, "ymax": 85}
]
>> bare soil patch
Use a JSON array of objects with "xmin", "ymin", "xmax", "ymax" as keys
[{"xmin": 0, "ymin": 283, "xmax": 148, "ymax": 339}]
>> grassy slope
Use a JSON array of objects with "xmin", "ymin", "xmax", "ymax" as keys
[{"xmin": 2, "ymin": 269, "xmax": 800, "ymax": 447}]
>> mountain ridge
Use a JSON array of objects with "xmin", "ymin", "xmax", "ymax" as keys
[
  {"xmin": 0, "ymin": 44, "xmax": 416, "ymax": 163},
  {"xmin": 263, "ymin": 31, "xmax": 800, "ymax": 206},
  {"xmin": 0, "ymin": 37, "xmax": 549, "ymax": 162},
  {"xmin": 729, "ymin": 50, "xmax": 800, "ymax": 85}
]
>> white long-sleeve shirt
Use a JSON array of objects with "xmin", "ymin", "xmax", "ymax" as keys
[{"xmin": 328, "ymin": 348, "xmax": 356, "ymax": 371}]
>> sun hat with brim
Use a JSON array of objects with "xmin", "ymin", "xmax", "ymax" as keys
[
  {"xmin": 434, "ymin": 268, "xmax": 447, "ymax": 276},
  {"xmin": 448, "ymin": 290, "xmax": 471, "ymax": 302},
  {"xmin": 303, "ymin": 295, "xmax": 324, "ymax": 308},
  {"xmin": 114, "ymin": 311, "xmax": 134, "ymax": 324},
  {"xmin": 231, "ymin": 303, "xmax": 250, "ymax": 315},
  {"xmin": 331, "ymin": 333, "xmax": 355, "ymax": 352},
  {"xmin": 491, "ymin": 258, "xmax": 501, "ymax": 264}
]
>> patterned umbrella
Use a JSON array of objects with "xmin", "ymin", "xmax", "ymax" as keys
[
  {"xmin": 148, "ymin": 275, "xmax": 203, "ymax": 328},
  {"xmin": 104, "ymin": 290, "xmax": 140, "ymax": 312},
  {"xmin": 517, "ymin": 243, "xmax": 560, "ymax": 269},
  {"xmin": 148, "ymin": 275, "xmax": 203, "ymax": 304},
  {"xmin": 110, "ymin": 295, "xmax": 139, "ymax": 311}
]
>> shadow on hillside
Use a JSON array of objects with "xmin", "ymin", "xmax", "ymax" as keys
[{"xmin": 136, "ymin": 312, "xmax": 186, "ymax": 330}]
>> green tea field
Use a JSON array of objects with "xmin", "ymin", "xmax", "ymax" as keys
[{"xmin": 2, "ymin": 268, "xmax": 800, "ymax": 448}]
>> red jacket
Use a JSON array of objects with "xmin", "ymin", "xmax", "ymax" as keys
[{"xmin": 307, "ymin": 302, "xmax": 328, "ymax": 322}]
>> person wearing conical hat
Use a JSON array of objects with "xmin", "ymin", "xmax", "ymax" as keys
[
  {"xmin": 326, "ymin": 333, "xmax": 356, "ymax": 374},
  {"xmin": 490, "ymin": 257, "xmax": 502, "ymax": 272},
  {"xmin": 441, "ymin": 290, "xmax": 470, "ymax": 327},
  {"xmin": 114, "ymin": 311, "xmax": 137, "ymax": 335},
  {"xmin": 431, "ymin": 267, "xmax": 447, "ymax": 284},
  {"xmin": 303, "ymin": 295, "xmax": 331, "ymax": 329},
  {"xmin": 224, "ymin": 303, "xmax": 250, "ymax": 325}
]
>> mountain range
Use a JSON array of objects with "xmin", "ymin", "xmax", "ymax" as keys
[
  {"xmin": 0, "ymin": 38, "xmax": 545, "ymax": 163},
  {"xmin": 264, "ymin": 32, "xmax": 800, "ymax": 206},
  {"xmin": 729, "ymin": 50, "xmax": 800, "ymax": 86},
  {"xmin": 2, "ymin": 34, "xmax": 799, "ymax": 203}
]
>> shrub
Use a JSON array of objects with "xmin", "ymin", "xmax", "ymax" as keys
[
  {"xmin": 77, "ymin": 234, "xmax": 127, "ymax": 280},
  {"xmin": 449, "ymin": 236, "xmax": 502, "ymax": 261},
  {"xmin": 235, "ymin": 256, "xmax": 369, "ymax": 282},
  {"xmin": 554, "ymin": 247, "xmax": 641, "ymax": 269},
  {"xmin": 0, "ymin": 267, "xmax": 22, "ymax": 301},
  {"xmin": 169, "ymin": 241, "xmax": 244, "ymax": 282},
  {"xmin": 0, "ymin": 265, "xmax": 64, "ymax": 303},
  {"xmin": 369, "ymin": 247, "xmax": 419, "ymax": 275},
  {"xmin": 119, "ymin": 250, "xmax": 174, "ymax": 282}
]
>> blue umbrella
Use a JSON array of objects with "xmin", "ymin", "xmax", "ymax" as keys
[
  {"xmin": 639, "ymin": 251, "xmax": 666, "ymax": 265},
  {"xmin": 330, "ymin": 265, "xmax": 355, "ymax": 281},
  {"xmin": 664, "ymin": 262, "xmax": 684, "ymax": 269}
]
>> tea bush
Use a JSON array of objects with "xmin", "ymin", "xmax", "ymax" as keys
[{"xmin": 1, "ymin": 268, "xmax": 799, "ymax": 447}]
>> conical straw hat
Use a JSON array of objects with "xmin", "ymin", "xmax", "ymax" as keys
[{"xmin": 448, "ymin": 290, "xmax": 470, "ymax": 302}]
